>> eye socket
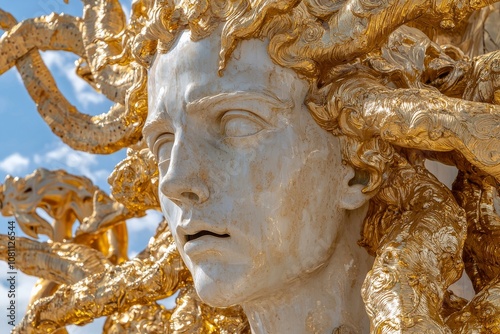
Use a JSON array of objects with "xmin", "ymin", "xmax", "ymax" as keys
[
  {"xmin": 220, "ymin": 110, "xmax": 267, "ymax": 138},
  {"xmin": 152, "ymin": 133, "xmax": 174, "ymax": 166}
]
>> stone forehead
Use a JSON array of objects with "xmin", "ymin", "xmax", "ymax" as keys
[{"xmin": 148, "ymin": 29, "xmax": 309, "ymax": 106}]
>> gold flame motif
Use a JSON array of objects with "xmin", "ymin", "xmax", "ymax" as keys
[{"xmin": 1, "ymin": 0, "xmax": 500, "ymax": 332}]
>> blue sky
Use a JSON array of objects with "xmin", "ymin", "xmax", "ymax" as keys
[
  {"xmin": 0, "ymin": 1, "xmax": 173, "ymax": 333},
  {"xmin": 0, "ymin": 2, "xmax": 479, "ymax": 333}
]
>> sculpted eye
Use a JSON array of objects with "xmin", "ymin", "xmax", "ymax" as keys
[
  {"xmin": 152, "ymin": 133, "xmax": 174, "ymax": 166},
  {"xmin": 221, "ymin": 110, "xmax": 268, "ymax": 138}
]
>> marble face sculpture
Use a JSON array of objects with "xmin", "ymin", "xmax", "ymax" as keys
[
  {"xmin": 145, "ymin": 29, "xmax": 373, "ymax": 332},
  {"xmin": 5, "ymin": 1, "xmax": 500, "ymax": 333}
]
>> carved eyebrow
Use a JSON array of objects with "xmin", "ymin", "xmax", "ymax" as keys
[
  {"xmin": 143, "ymin": 113, "xmax": 173, "ymax": 149},
  {"xmin": 143, "ymin": 91, "xmax": 293, "ymax": 145},
  {"xmin": 186, "ymin": 91, "xmax": 293, "ymax": 117},
  {"xmin": 144, "ymin": 86, "xmax": 171, "ymax": 141}
]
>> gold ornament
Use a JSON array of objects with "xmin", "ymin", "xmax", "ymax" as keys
[{"xmin": 2, "ymin": 0, "xmax": 500, "ymax": 332}]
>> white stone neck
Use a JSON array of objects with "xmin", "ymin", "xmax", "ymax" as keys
[{"xmin": 241, "ymin": 209, "xmax": 372, "ymax": 334}]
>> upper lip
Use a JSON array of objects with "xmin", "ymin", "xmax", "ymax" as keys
[
  {"xmin": 177, "ymin": 220, "xmax": 230, "ymax": 243},
  {"xmin": 186, "ymin": 230, "xmax": 230, "ymax": 242}
]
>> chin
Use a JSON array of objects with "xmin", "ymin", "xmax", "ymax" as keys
[
  {"xmin": 190, "ymin": 263, "xmax": 254, "ymax": 307},
  {"xmin": 195, "ymin": 283, "xmax": 237, "ymax": 307},
  {"xmin": 193, "ymin": 276, "xmax": 244, "ymax": 307}
]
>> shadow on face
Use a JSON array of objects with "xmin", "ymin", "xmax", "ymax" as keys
[{"xmin": 144, "ymin": 28, "xmax": 369, "ymax": 307}]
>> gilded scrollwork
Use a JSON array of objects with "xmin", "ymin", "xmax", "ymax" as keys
[
  {"xmin": 444, "ymin": 172, "xmax": 500, "ymax": 332},
  {"xmin": 360, "ymin": 151, "xmax": 467, "ymax": 332},
  {"xmin": 1, "ymin": 0, "xmax": 500, "ymax": 333},
  {"xmin": 0, "ymin": 2, "xmax": 147, "ymax": 154}
]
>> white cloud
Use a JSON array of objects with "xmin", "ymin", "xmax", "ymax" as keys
[
  {"xmin": 14, "ymin": 71, "xmax": 22, "ymax": 85},
  {"xmin": 40, "ymin": 51, "xmax": 106, "ymax": 109},
  {"xmin": 92, "ymin": 169, "xmax": 112, "ymax": 182},
  {"xmin": 121, "ymin": 1, "xmax": 131, "ymax": 22},
  {"xmin": 33, "ymin": 144, "xmax": 109, "ymax": 183},
  {"xmin": 40, "ymin": 52, "xmax": 66, "ymax": 70},
  {"xmin": 158, "ymin": 292, "xmax": 178, "ymax": 310},
  {"xmin": 126, "ymin": 210, "xmax": 163, "ymax": 234},
  {"xmin": 45, "ymin": 144, "xmax": 96, "ymax": 170},
  {"xmin": 64, "ymin": 67, "xmax": 106, "ymax": 107},
  {"xmin": 0, "ymin": 153, "xmax": 30, "ymax": 174}
]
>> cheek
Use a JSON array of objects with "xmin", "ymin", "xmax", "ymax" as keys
[
  {"xmin": 276, "ymin": 134, "xmax": 343, "ymax": 266},
  {"xmin": 159, "ymin": 194, "xmax": 183, "ymax": 237},
  {"xmin": 286, "ymin": 168, "xmax": 339, "ymax": 266}
]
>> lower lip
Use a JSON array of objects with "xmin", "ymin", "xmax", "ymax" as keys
[{"xmin": 183, "ymin": 235, "xmax": 232, "ymax": 257}]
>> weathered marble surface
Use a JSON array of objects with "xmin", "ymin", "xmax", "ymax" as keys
[
  {"xmin": 2, "ymin": 0, "xmax": 500, "ymax": 333},
  {"xmin": 146, "ymin": 29, "xmax": 374, "ymax": 333}
]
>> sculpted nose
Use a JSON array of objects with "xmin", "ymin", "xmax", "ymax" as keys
[
  {"xmin": 159, "ymin": 141, "xmax": 210, "ymax": 206},
  {"xmin": 161, "ymin": 172, "xmax": 210, "ymax": 206}
]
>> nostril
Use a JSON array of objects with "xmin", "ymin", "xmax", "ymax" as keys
[{"xmin": 181, "ymin": 192, "xmax": 200, "ymax": 203}]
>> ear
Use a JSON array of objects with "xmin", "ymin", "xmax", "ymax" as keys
[{"xmin": 339, "ymin": 164, "xmax": 373, "ymax": 210}]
